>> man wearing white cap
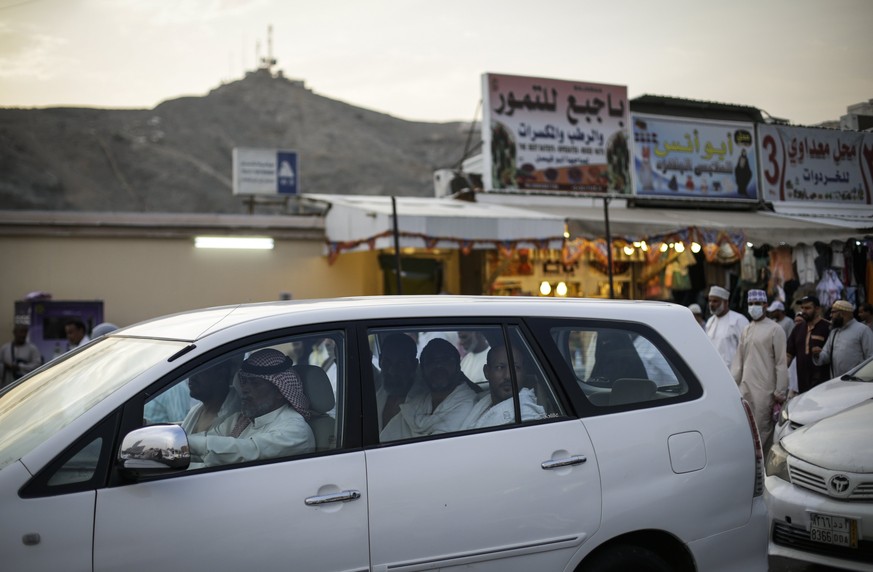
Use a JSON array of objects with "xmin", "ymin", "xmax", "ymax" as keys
[
  {"xmin": 813, "ymin": 300, "xmax": 873, "ymax": 377},
  {"xmin": 766, "ymin": 301, "xmax": 794, "ymax": 341},
  {"xmin": 688, "ymin": 304, "xmax": 705, "ymax": 328},
  {"xmin": 705, "ymin": 285, "xmax": 749, "ymax": 368},
  {"xmin": 731, "ymin": 289, "xmax": 788, "ymax": 448}
]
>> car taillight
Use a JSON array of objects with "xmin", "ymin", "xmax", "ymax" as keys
[{"xmin": 741, "ymin": 398, "xmax": 765, "ymax": 496}]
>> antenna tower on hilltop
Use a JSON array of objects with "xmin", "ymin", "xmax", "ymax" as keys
[{"xmin": 259, "ymin": 25, "xmax": 277, "ymax": 73}]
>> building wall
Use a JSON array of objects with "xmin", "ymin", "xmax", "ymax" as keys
[{"xmin": 1, "ymin": 235, "xmax": 381, "ymax": 339}]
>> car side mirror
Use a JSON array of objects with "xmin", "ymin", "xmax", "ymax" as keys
[{"xmin": 117, "ymin": 424, "xmax": 190, "ymax": 480}]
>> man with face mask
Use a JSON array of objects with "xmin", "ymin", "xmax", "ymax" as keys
[
  {"xmin": 785, "ymin": 295, "xmax": 831, "ymax": 396},
  {"xmin": 731, "ymin": 289, "xmax": 788, "ymax": 449},
  {"xmin": 705, "ymin": 285, "xmax": 749, "ymax": 369},
  {"xmin": 379, "ymin": 338, "xmax": 476, "ymax": 441},
  {"xmin": 812, "ymin": 300, "xmax": 873, "ymax": 378}
]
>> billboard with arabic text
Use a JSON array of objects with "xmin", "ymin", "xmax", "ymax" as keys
[
  {"xmin": 757, "ymin": 124, "xmax": 873, "ymax": 205},
  {"xmin": 482, "ymin": 73, "xmax": 630, "ymax": 194},
  {"xmin": 631, "ymin": 114, "xmax": 758, "ymax": 201}
]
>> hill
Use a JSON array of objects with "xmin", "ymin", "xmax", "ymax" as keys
[{"xmin": 0, "ymin": 69, "xmax": 480, "ymax": 213}]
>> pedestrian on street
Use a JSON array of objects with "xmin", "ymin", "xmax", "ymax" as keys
[
  {"xmin": 857, "ymin": 302, "xmax": 873, "ymax": 331},
  {"xmin": 1, "ymin": 324, "xmax": 42, "ymax": 388},
  {"xmin": 786, "ymin": 296, "xmax": 831, "ymax": 397},
  {"xmin": 731, "ymin": 289, "xmax": 788, "ymax": 449},
  {"xmin": 813, "ymin": 300, "xmax": 873, "ymax": 377},
  {"xmin": 705, "ymin": 285, "xmax": 749, "ymax": 369},
  {"xmin": 767, "ymin": 301, "xmax": 794, "ymax": 342}
]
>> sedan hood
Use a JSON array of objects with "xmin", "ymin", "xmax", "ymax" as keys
[
  {"xmin": 786, "ymin": 378, "xmax": 873, "ymax": 426},
  {"xmin": 782, "ymin": 400, "xmax": 873, "ymax": 473}
]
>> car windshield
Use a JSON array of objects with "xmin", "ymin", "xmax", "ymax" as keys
[
  {"xmin": 0, "ymin": 337, "xmax": 187, "ymax": 471},
  {"xmin": 842, "ymin": 356, "xmax": 873, "ymax": 382}
]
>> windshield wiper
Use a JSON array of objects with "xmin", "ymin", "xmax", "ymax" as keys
[{"xmin": 840, "ymin": 374, "xmax": 865, "ymax": 381}]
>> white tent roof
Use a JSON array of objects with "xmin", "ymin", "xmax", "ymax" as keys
[{"xmin": 305, "ymin": 194, "xmax": 566, "ymax": 251}]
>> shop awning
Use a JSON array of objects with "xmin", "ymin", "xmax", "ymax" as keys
[
  {"xmin": 768, "ymin": 204, "xmax": 873, "ymax": 234},
  {"xmin": 304, "ymin": 194, "xmax": 566, "ymax": 260},
  {"xmin": 476, "ymin": 194, "xmax": 872, "ymax": 246}
]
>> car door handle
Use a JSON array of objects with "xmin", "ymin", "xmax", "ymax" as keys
[
  {"xmin": 541, "ymin": 455, "xmax": 587, "ymax": 470},
  {"xmin": 304, "ymin": 489, "xmax": 362, "ymax": 506}
]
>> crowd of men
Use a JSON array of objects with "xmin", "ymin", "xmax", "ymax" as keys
[{"xmin": 702, "ymin": 286, "xmax": 873, "ymax": 448}]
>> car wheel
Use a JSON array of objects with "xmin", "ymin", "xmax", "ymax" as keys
[{"xmin": 581, "ymin": 544, "xmax": 674, "ymax": 572}]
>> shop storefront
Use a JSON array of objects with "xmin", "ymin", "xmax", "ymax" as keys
[{"xmin": 463, "ymin": 73, "xmax": 873, "ymax": 312}]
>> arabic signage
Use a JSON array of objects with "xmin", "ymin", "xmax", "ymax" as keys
[
  {"xmin": 757, "ymin": 124, "xmax": 873, "ymax": 205},
  {"xmin": 481, "ymin": 73, "xmax": 630, "ymax": 194},
  {"xmin": 232, "ymin": 147, "xmax": 299, "ymax": 195},
  {"xmin": 631, "ymin": 114, "xmax": 758, "ymax": 201}
]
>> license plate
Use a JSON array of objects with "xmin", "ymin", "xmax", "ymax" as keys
[{"xmin": 809, "ymin": 512, "xmax": 858, "ymax": 548}]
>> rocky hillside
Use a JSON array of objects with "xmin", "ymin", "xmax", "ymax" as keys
[{"xmin": 0, "ymin": 70, "xmax": 480, "ymax": 213}]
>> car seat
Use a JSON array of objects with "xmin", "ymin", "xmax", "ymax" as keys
[
  {"xmin": 609, "ymin": 377, "xmax": 657, "ymax": 406},
  {"xmin": 294, "ymin": 364, "xmax": 336, "ymax": 450}
]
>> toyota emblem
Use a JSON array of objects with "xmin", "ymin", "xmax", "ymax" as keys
[{"xmin": 829, "ymin": 474, "xmax": 850, "ymax": 494}]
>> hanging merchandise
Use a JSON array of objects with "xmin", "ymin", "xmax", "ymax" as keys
[
  {"xmin": 830, "ymin": 240, "xmax": 846, "ymax": 270},
  {"xmin": 814, "ymin": 243, "xmax": 832, "ymax": 280},
  {"xmin": 768, "ymin": 246, "xmax": 795, "ymax": 301},
  {"xmin": 816, "ymin": 269, "xmax": 844, "ymax": 311},
  {"xmin": 665, "ymin": 249, "xmax": 696, "ymax": 292},
  {"xmin": 793, "ymin": 244, "xmax": 819, "ymax": 285},
  {"xmin": 740, "ymin": 248, "xmax": 757, "ymax": 282}
]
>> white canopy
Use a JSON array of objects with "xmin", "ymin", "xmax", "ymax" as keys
[{"xmin": 305, "ymin": 194, "xmax": 566, "ymax": 253}]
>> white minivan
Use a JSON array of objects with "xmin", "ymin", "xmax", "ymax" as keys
[{"xmin": 0, "ymin": 296, "xmax": 767, "ymax": 572}]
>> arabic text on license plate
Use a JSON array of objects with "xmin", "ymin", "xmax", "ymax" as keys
[{"xmin": 809, "ymin": 512, "xmax": 858, "ymax": 548}]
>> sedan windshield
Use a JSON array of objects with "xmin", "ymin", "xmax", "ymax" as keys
[
  {"xmin": 0, "ymin": 337, "xmax": 187, "ymax": 471},
  {"xmin": 841, "ymin": 356, "xmax": 873, "ymax": 382}
]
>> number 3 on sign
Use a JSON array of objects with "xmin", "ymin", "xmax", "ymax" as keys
[{"xmin": 762, "ymin": 134, "xmax": 783, "ymax": 200}]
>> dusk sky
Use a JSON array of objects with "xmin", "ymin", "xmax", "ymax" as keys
[{"xmin": 1, "ymin": 0, "xmax": 871, "ymax": 125}]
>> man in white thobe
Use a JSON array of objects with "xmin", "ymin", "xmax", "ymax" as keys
[
  {"xmin": 731, "ymin": 290, "xmax": 788, "ymax": 449},
  {"xmin": 380, "ymin": 338, "xmax": 476, "ymax": 441},
  {"xmin": 458, "ymin": 331, "xmax": 490, "ymax": 384},
  {"xmin": 813, "ymin": 299, "xmax": 873, "ymax": 378},
  {"xmin": 705, "ymin": 285, "xmax": 749, "ymax": 369},
  {"xmin": 188, "ymin": 349, "xmax": 314, "ymax": 467},
  {"xmin": 463, "ymin": 344, "xmax": 544, "ymax": 429}
]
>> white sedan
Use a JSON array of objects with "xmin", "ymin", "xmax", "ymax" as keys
[
  {"xmin": 766, "ymin": 399, "xmax": 873, "ymax": 571},
  {"xmin": 774, "ymin": 355, "xmax": 873, "ymax": 443}
]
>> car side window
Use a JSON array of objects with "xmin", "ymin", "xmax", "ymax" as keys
[
  {"xmin": 370, "ymin": 325, "xmax": 566, "ymax": 443},
  {"xmin": 554, "ymin": 325, "xmax": 688, "ymax": 407},
  {"xmin": 142, "ymin": 330, "xmax": 344, "ymax": 470},
  {"xmin": 46, "ymin": 437, "xmax": 103, "ymax": 486}
]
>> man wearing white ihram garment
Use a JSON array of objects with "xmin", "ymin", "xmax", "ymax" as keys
[
  {"xmin": 463, "ymin": 344, "xmax": 544, "ymax": 429},
  {"xmin": 705, "ymin": 285, "xmax": 749, "ymax": 369},
  {"xmin": 731, "ymin": 289, "xmax": 788, "ymax": 448},
  {"xmin": 380, "ymin": 338, "xmax": 476, "ymax": 441},
  {"xmin": 458, "ymin": 330, "xmax": 490, "ymax": 384}
]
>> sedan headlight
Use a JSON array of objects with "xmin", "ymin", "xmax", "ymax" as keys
[
  {"xmin": 777, "ymin": 404, "xmax": 790, "ymax": 427},
  {"xmin": 765, "ymin": 441, "xmax": 790, "ymax": 481}
]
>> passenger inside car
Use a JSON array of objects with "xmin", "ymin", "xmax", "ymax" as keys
[
  {"xmin": 380, "ymin": 338, "xmax": 478, "ymax": 441},
  {"xmin": 463, "ymin": 344, "xmax": 545, "ymax": 429},
  {"xmin": 374, "ymin": 333, "xmax": 423, "ymax": 428},
  {"xmin": 187, "ymin": 349, "xmax": 315, "ymax": 467},
  {"xmin": 458, "ymin": 330, "xmax": 490, "ymax": 385},
  {"xmin": 181, "ymin": 357, "xmax": 240, "ymax": 435},
  {"xmin": 588, "ymin": 331, "xmax": 648, "ymax": 385}
]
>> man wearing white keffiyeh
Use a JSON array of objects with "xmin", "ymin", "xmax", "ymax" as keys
[{"xmin": 187, "ymin": 349, "xmax": 314, "ymax": 467}]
